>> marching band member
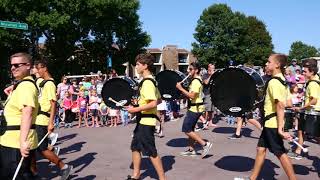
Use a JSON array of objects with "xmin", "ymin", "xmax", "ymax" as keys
[
  {"xmin": 176, "ymin": 62, "xmax": 213, "ymax": 158},
  {"xmin": 126, "ymin": 53, "xmax": 166, "ymax": 180}
]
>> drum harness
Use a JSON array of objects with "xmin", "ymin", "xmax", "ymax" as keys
[
  {"xmin": 0, "ymin": 79, "xmax": 38, "ymax": 135},
  {"xmin": 259, "ymin": 77, "xmax": 288, "ymax": 125},
  {"xmin": 37, "ymin": 79, "xmax": 55, "ymax": 118},
  {"xmin": 187, "ymin": 78, "xmax": 204, "ymax": 112},
  {"xmin": 135, "ymin": 78, "xmax": 160, "ymax": 123}
]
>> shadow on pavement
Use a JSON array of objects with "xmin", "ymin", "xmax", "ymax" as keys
[
  {"xmin": 307, "ymin": 155, "xmax": 320, "ymax": 177},
  {"xmin": 129, "ymin": 155, "xmax": 175, "ymax": 179},
  {"xmin": 69, "ymin": 152, "xmax": 98, "ymax": 173},
  {"xmin": 70, "ymin": 174, "xmax": 96, "ymax": 180},
  {"xmin": 212, "ymin": 127, "xmax": 258, "ymax": 139},
  {"xmin": 55, "ymin": 133, "xmax": 78, "ymax": 145},
  {"xmin": 214, "ymin": 155, "xmax": 280, "ymax": 179},
  {"xmin": 166, "ymin": 138, "xmax": 188, "ymax": 147},
  {"xmin": 212, "ymin": 127, "xmax": 236, "ymax": 134},
  {"xmin": 292, "ymin": 164, "xmax": 310, "ymax": 175},
  {"xmin": 60, "ymin": 141, "xmax": 86, "ymax": 155}
]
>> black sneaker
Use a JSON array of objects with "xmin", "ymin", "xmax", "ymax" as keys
[{"xmin": 228, "ymin": 134, "xmax": 242, "ymax": 139}]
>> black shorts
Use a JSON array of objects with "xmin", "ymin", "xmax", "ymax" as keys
[
  {"xmin": 298, "ymin": 113, "xmax": 305, "ymax": 131},
  {"xmin": 90, "ymin": 109, "xmax": 98, "ymax": 117},
  {"xmin": 36, "ymin": 125, "xmax": 49, "ymax": 152},
  {"xmin": 182, "ymin": 110, "xmax": 202, "ymax": 133},
  {"xmin": 131, "ymin": 124, "xmax": 157, "ymax": 157},
  {"xmin": 0, "ymin": 145, "xmax": 34, "ymax": 180},
  {"xmin": 257, "ymin": 128, "xmax": 286, "ymax": 156}
]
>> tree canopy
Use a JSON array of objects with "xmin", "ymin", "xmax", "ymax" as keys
[
  {"xmin": 192, "ymin": 4, "xmax": 273, "ymax": 67},
  {"xmin": 0, "ymin": 0, "xmax": 150, "ymax": 99},
  {"xmin": 288, "ymin": 41, "xmax": 319, "ymax": 62}
]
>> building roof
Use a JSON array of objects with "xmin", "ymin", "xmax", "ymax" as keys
[{"xmin": 147, "ymin": 48, "xmax": 162, "ymax": 53}]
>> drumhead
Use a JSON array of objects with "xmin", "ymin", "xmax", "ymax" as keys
[
  {"xmin": 101, "ymin": 77, "xmax": 134, "ymax": 109},
  {"xmin": 156, "ymin": 70, "xmax": 188, "ymax": 100},
  {"xmin": 210, "ymin": 67, "xmax": 259, "ymax": 116}
]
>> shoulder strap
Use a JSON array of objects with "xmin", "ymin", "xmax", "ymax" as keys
[
  {"xmin": 13, "ymin": 79, "xmax": 38, "ymax": 91},
  {"xmin": 269, "ymin": 76, "xmax": 288, "ymax": 87},
  {"xmin": 190, "ymin": 78, "xmax": 203, "ymax": 86},
  {"xmin": 306, "ymin": 79, "xmax": 320, "ymax": 87},
  {"xmin": 39, "ymin": 79, "xmax": 55, "ymax": 88},
  {"xmin": 259, "ymin": 76, "xmax": 288, "ymax": 123},
  {"xmin": 138, "ymin": 78, "xmax": 157, "ymax": 89}
]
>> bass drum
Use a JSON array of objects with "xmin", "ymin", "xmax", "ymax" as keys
[
  {"xmin": 101, "ymin": 76, "xmax": 137, "ymax": 109},
  {"xmin": 210, "ymin": 66, "xmax": 264, "ymax": 117},
  {"xmin": 156, "ymin": 70, "xmax": 189, "ymax": 100}
]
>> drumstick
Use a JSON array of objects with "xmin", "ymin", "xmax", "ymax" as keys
[
  {"xmin": 13, "ymin": 132, "xmax": 50, "ymax": 180},
  {"xmin": 292, "ymin": 140, "xmax": 308, "ymax": 153},
  {"xmin": 108, "ymin": 97, "xmax": 124, "ymax": 107},
  {"xmin": 180, "ymin": 74, "xmax": 190, "ymax": 83}
]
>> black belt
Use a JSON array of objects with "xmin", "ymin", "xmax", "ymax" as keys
[
  {"xmin": 38, "ymin": 111, "xmax": 50, "ymax": 117},
  {"xmin": 140, "ymin": 114, "xmax": 160, "ymax": 121},
  {"xmin": 5, "ymin": 124, "xmax": 36, "ymax": 131},
  {"xmin": 189, "ymin": 102, "xmax": 204, "ymax": 106}
]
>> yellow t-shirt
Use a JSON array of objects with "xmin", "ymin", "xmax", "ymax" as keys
[
  {"xmin": 305, "ymin": 76, "xmax": 320, "ymax": 111},
  {"xmin": 138, "ymin": 77, "xmax": 161, "ymax": 126},
  {"xmin": 264, "ymin": 73, "xmax": 288, "ymax": 128},
  {"xmin": 1, "ymin": 76, "xmax": 39, "ymax": 149},
  {"xmin": 36, "ymin": 78, "xmax": 57, "ymax": 126},
  {"xmin": 188, "ymin": 77, "xmax": 205, "ymax": 113}
]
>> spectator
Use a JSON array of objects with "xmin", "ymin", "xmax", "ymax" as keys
[
  {"xmin": 288, "ymin": 59, "xmax": 301, "ymax": 76},
  {"xmin": 77, "ymin": 90, "xmax": 89, "ymax": 127},
  {"xmin": 82, "ymin": 76, "xmax": 92, "ymax": 98},
  {"xmin": 57, "ymin": 76, "xmax": 70, "ymax": 102},
  {"xmin": 285, "ymin": 68, "xmax": 296, "ymax": 86},
  {"xmin": 89, "ymin": 89, "xmax": 100, "ymax": 127},
  {"xmin": 62, "ymin": 91, "xmax": 73, "ymax": 128},
  {"xmin": 99, "ymin": 102, "xmax": 109, "ymax": 126},
  {"xmin": 96, "ymin": 75, "xmax": 105, "ymax": 98}
]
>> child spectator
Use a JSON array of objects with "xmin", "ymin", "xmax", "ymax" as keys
[
  {"xmin": 77, "ymin": 90, "xmax": 89, "ymax": 127},
  {"xmin": 89, "ymin": 90, "xmax": 100, "ymax": 127},
  {"xmin": 109, "ymin": 108, "xmax": 118, "ymax": 127},
  {"xmin": 99, "ymin": 102, "xmax": 109, "ymax": 126},
  {"xmin": 62, "ymin": 91, "xmax": 73, "ymax": 128},
  {"xmin": 120, "ymin": 109, "xmax": 129, "ymax": 126}
]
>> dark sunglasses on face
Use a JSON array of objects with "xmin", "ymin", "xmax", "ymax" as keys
[{"xmin": 11, "ymin": 63, "xmax": 28, "ymax": 68}]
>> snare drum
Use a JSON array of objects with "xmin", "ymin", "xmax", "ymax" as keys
[
  {"xmin": 284, "ymin": 109, "xmax": 294, "ymax": 132},
  {"xmin": 210, "ymin": 66, "xmax": 264, "ymax": 117},
  {"xmin": 101, "ymin": 76, "xmax": 137, "ymax": 109},
  {"xmin": 304, "ymin": 110, "xmax": 320, "ymax": 137},
  {"xmin": 156, "ymin": 70, "xmax": 189, "ymax": 100}
]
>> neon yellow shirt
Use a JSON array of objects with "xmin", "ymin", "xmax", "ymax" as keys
[
  {"xmin": 36, "ymin": 78, "xmax": 57, "ymax": 126},
  {"xmin": 1, "ymin": 76, "xmax": 39, "ymax": 149},
  {"xmin": 139, "ymin": 76, "xmax": 161, "ymax": 126},
  {"xmin": 264, "ymin": 73, "xmax": 287, "ymax": 128},
  {"xmin": 188, "ymin": 77, "xmax": 204, "ymax": 113}
]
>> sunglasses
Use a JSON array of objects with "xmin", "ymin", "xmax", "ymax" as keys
[{"xmin": 11, "ymin": 63, "xmax": 28, "ymax": 68}]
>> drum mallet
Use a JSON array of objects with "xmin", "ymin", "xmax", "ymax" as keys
[
  {"xmin": 180, "ymin": 74, "xmax": 190, "ymax": 83},
  {"xmin": 13, "ymin": 132, "xmax": 50, "ymax": 180},
  {"xmin": 292, "ymin": 139, "xmax": 308, "ymax": 153},
  {"xmin": 108, "ymin": 97, "xmax": 125, "ymax": 107}
]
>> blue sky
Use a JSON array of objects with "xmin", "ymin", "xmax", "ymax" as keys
[{"xmin": 138, "ymin": 0, "xmax": 320, "ymax": 54}]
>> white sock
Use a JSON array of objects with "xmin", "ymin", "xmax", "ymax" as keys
[{"xmin": 62, "ymin": 164, "xmax": 68, "ymax": 169}]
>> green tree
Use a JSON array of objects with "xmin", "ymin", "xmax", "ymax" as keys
[
  {"xmin": 0, "ymin": 0, "xmax": 150, "ymax": 99},
  {"xmin": 192, "ymin": 4, "xmax": 273, "ymax": 67},
  {"xmin": 288, "ymin": 41, "xmax": 318, "ymax": 62}
]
